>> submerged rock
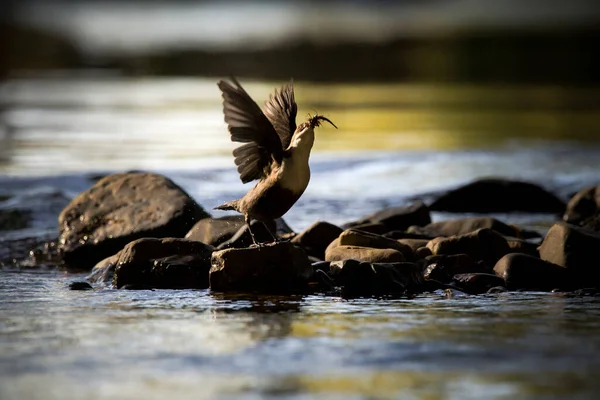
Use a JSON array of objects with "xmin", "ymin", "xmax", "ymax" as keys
[
  {"xmin": 209, "ymin": 241, "xmax": 312, "ymax": 293},
  {"xmin": 429, "ymin": 178, "xmax": 565, "ymax": 213},
  {"xmin": 494, "ymin": 253, "xmax": 570, "ymax": 291},
  {"xmin": 291, "ymin": 221, "xmax": 343, "ymax": 260},
  {"xmin": 538, "ymin": 223, "xmax": 600, "ymax": 287},
  {"xmin": 113, "ymin": 238, "xmax": 214, "ymax": 289},
  {"xmin": 58, "ymin": 172, "xmax": 209, "ymax": 268},
  {"xmin": 69, "ymin": 281, "xmax": 93, "ymax": 290},
  {"xmin": 423, "ymin": 254, "xmax": 481, "ymax": 282},
  {"xmin": 0, "ymin": 209, "xmax": 31, "ymax": 231},
  {"xmin": 452, "ymin": 273, "xmax": 505, "ymax": 294},
  {"xmin": 87, "ymin": 253, "xmax": 119, "ymax": 283},
  {"xmin": 344, "ymin": 201, "xmax": 431, "ymax": 231},
  {"xmin": 325, "ymin": 245, "xmax": 405, "ymax": 263},
  {"xmin": 329, "ymin": 260, "xmax": 417, "ymax": 296},
  {"xmin": 427, "ymin": 228, "xmax": 511, "ymax": 266}
]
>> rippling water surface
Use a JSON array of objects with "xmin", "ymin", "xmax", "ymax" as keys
[{"xmin": 1, "ymin": 77, "xmax": 600, "ymax": 399}]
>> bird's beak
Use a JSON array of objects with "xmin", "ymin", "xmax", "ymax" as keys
[{"xmin": 310, "ymin": 114, "xmax": 338, "ymax": 129}]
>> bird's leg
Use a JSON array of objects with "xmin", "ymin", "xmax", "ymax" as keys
[
  {"xmin": 263, "ymin": 222, "xmax": 279, "ymax": 243},
  {"xmin": 245, "ymin": 216, "xmax": 258, "ymax": 246}
]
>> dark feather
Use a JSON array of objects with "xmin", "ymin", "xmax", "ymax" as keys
[
  {"xmin": 218, "ymin": 78, "xmax": 284, "ymax": 183},
  {"xmin": 263, "ymin": 80, "xmax": 297, "ymax": 150}
]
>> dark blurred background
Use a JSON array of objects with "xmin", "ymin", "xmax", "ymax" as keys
[
  {"xmin": 1, "ymin": 0, "xmax": 600, "ymax": 175},
  {"xmin": 2, "ymin": 0, "xmax": 600, "ymax": 83}
]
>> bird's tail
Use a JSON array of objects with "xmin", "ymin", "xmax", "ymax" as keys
[{"xmin": 214, "ymin": 200, "xmax": 239, "ymax": 211}]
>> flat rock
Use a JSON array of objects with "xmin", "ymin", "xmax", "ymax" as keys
[
  {"xmin": 344, "ymin": 201, "xmax": 431, "ymax": 231},
  {"xmin": 58, "ymin": 172, "xmax": 209, "ymax": 268},
  {"xmin": 338, "ymin": 229, "xmax": 414, "ymax": 260},
  {"xmin": 113, "ymin": 238, "xmax": 215, "ymax": 289},
  {"xmin": 494, "ymin": 253, "xmax": 571, "ymax": 291},
  {"xmin": 185, "ymin": 215, "xmax": 246, "ymax": 246},
  {"xmin": 325, "ymin": 245, "xmax": 405, "ymax": 263},
  {"xmin": 210, "ymin": 241, "xmax": 312, "ymax": 293},
  {"xmin": 408, "ymin": 217, "xmax": 525, "ymax": 239},
  {"xmin": 429, "ymin": 178, "xmax": 565, "ymax": 213},
  {"xmin": 452, "ymin": 273, "xmax": 505, "ymax": 294},
  {"xmin": 291, "ymin": 221, "xmax": 343, "ymax": 260},
  {"xmin": 427, "ymin": 228, "xmax": 511, "ymax": 266},
  {"xmin": 538, "ymin": 223, "xmax": 600, "ymax": 286}
]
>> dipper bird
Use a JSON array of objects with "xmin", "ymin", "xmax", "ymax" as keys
[{"xmin": 214, "ymin": 77, "xmax": 337, "ymax": 244}]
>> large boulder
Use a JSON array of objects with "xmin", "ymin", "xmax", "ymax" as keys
[
  {"xmin": 58, "ymin": 172, "xmax": 209, "ymax": 268},
  {"xmin": 427, "ymin": 228, "xmax": 511, "ymax": 266},
  {"xmin": 291, "ymin": 221, "xmax": 343, "ymax": 260},
  {"xmin": 538, "ymin": 223, "xmax": 600, "ymax": 286},
  {"xmin": 209, "ymin": 241, "xmax": 312, "ymax": 293},
  {"xmin": 344, "ymin": 201, "xmax": 431, "ymax": 231},
  {"xmin": 408, "ymin": 217, "xmax": 527, "ymax": 239},
  {"xmin": 338, "ymin": 229, "xmax": 414, "ymax": 259},
  {"xmin": 494, "ymin": 253, "xmax": 571, "ymax": 291},
  {"xmin": 429, "ymin": 178, "xmax": 565, "ymax": 213},
  {"xmin": 325, "ymin": 245, "xmax": 405, "ymax": 263},
  {"xmin": 113, "ymin": 238, "xmax": 215, "ymax": 289},
  {"xmin": 563, "ymin": 185, "xmax": 600, "ymax": 231}
]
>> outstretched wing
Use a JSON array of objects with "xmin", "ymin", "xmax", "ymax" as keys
[
  {"xmin": 263, "ymin": 80, "xmax": 297, "ymax": 150},
  {"xmin": 218, "ymin": 78, "xmax": 284, "ymax": 183}
]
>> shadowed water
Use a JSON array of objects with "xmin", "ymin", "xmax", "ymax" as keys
[{"xmin": 1, "ymin": 77, "xmax": 600, "ymax": 399}]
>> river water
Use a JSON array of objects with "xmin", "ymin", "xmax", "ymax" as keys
[{"xmin": 1, "ymin": 76, "xmax": 600, "ymax": 399}]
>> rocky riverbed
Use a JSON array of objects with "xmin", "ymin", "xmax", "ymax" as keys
[{"xmin": 3, "ymin": 171, "xmax": 599, "ymax": 299}]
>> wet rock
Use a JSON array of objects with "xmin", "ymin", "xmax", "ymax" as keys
[
  {"xmin": 121, "ymin": 283, "xmax": 154, "ymax": 290},
  {"xmin": 325, "ymin": 245, "xmax": 405, "ymax": 263},
  {"xmin": 415, "ymin": 246, "xmax": 432, "ymax": 259},
  {"xmin": 69, "ymin": 281, "xmax": 93, "ymax": 290},
  {"xmin": 113, "ymin": 238, "xmax": 214, "ymax": 289},
  {"xmin": 345, "ymin": 222, "xmax": 390, "ymax": 235},
  {"xmin": 311, "ymin": 260, "xmax": 331, "ymax": 275},
  {"xmin": 422, "ymin": 254, "xmax": 480, "ymax": 282},
  {"xmin": 538, "ymin": 223, "xmax": 600, "ymax": 286},
  {"xmin": 291, "ymin": 221, "xmax": 343, "ymax": 260},
  {"xmin": 452, "ymin": 273, "xmax": 505, "ymax": 294},
  {"xmin": 407, "ymin": 217, "xmax": 527, "ymax": 239},
  {"xmin": 216, "ymin": 220, "xmax": 278, "ymax": 250},
  {"xmin": 87, "ymin": 253, "xmax": 119, "ymax": 283},
  {"xmin": 563, "ymin": 185, "xmax": 600, "ymax": 226},
  {"xmin": 209, "ymin": 241, "xmax": 312, "ymax": 293},
  {"xmin": 429, "ymin": 178, "xmax": 565, "ymax": 213},
  {"xmin": 487, "ymin": 286, "xmax": 508, "ymax": 293},
  {"xmin": 338, "ymin": 229, "xmax": 414, "ymax": 259},
  {"xmin": 344, "ymin": 201, "xmax": 431, "ymax": 231},
  {"xmin": 382, "ymin": 231, "xmax": 434, "ymax": 240},
  {"xmin": 397, "ymin": 238, "xmax": 430, "ymax": 253},
  {"xmin": 506, "ymin": 238, "xmax": 539, "ymax": 257},
  {"xmin": 494, "ymin": 253, "xmax": 571, "ymax": 291},
  {"xmin": 427, "ymin": 228, "xmax": 511, "ymax": 265},
  {"xmin": 58, "ymin": 172, "xmax": 209, "ymax": 268},
  {"xmin": 329, "ymin": 260, "xmax": 417, "ymax": 296},
  {"xmin": 185, "ymin": 215, "xmax": 245, "ymax": 246},
  {"xmin": 0, "ymin": 209, "xmax": 31, "ymax": 231}
]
